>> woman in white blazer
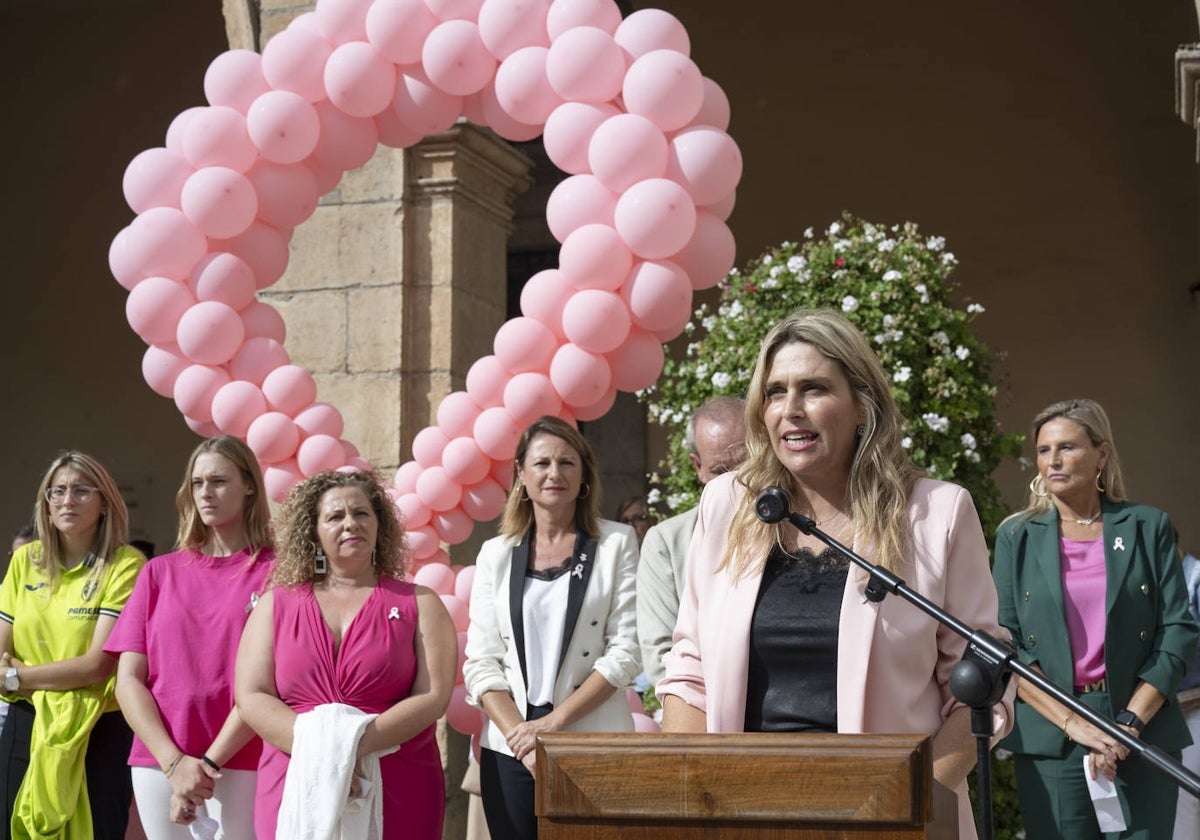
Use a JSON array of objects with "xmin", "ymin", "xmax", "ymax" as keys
[{"xmin": 463, "ymin": 416, "xmax": 640, "ymax": 840}]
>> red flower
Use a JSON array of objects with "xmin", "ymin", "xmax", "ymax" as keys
[
  {"xmin": 743, "ymin": 283, "xmax": 756, "ymax": 293},
  {"xmin": 833, "ymin": 257, "xmax": 846, "ymax": 268}
]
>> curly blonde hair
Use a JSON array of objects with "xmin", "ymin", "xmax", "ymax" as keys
[{"xmin": 269, "ymin": 470, "xmax": 408, "ymax": 588}]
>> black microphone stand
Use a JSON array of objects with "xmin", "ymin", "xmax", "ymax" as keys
[{"xmin": 754, "ymin": 487, "xmax": 1200, "ymax": 840}]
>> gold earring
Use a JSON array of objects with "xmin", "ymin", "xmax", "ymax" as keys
[
  {"xmin": 1095, "ymin": 469, "xmax": 1105, "ymax": 493},
  {"xmin": 518, "ymin": 484, "xmax": 530, "ymax": 502},
  {"xmin": 1029, "ymin": 474, "xmax": 1049, "ymax": 499}
]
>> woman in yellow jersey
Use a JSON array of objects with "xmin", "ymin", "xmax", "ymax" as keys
[{"xmin": 0, "ymin": 451, "xmax": 145, "ymax": 840}]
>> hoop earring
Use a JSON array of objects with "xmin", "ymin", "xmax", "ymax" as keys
[
  {"xmin": 1095, "ymin": 469, "xmax": 1105, "ymax": 493},
  {"xmin": 1029, "ymin": 475, "xmax": 1049, "ymax": 499},
  {"xmin": 518, "ymin": 484, "xmax": 530, "ymax": 502},
  {"xmin": 855, "ymin": 424, "xmax": 865, "ymax": 438},
  {"xmin": 578, "ymin": 483, "xmax": 590, "ymax": 499},
  {"xmin": 314, "ymin": 547, "xmax": 327, "ymax": 575}
]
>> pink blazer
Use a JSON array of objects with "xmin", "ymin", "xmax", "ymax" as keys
[{"xmin": 658, "ymin": 473, "xmax": 1014, "ymax": 839}]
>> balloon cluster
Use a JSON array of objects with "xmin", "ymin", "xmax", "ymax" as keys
[{"xmin": 110, "ymin": 0, "xmax": 739, "ymax": 737}]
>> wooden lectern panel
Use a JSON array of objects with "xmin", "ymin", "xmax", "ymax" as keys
[{"xmin": 536, "ymin": 732, "xmax": 958, "ymax": 839}]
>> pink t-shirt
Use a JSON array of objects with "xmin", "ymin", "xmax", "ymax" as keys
[
  {"xmin": 105, "ymin": 547, "xmax": 273, "ymax": 770},
  {"xmin": 1060, "ymin": 537, "xmax": 1107, "ymax": 688}
]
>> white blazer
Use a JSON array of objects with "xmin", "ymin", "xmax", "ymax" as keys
[{"xmin": 463, "ymin": 520, "xmax": 641, "ymax": 756}]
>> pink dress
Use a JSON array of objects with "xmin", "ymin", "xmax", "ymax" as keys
[{"xmin": 253, "ymin": 576, "xmax": 444, "ymax": 839}]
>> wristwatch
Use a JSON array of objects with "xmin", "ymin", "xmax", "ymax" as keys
[
  {"xmin": 1115, "ymin": 708, "xmax": 1145, "ymax": 734},
  {"xmin": 4, "ymin": 667, "xmax": 19, "ymax": 693}
]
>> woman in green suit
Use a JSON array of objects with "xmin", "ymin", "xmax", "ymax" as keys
[{"xmin": 993, "ymin": 399, "xmax": 1197, "ymax": 839}]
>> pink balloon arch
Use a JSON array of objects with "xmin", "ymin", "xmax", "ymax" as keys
[{"xmin": 111, "ymin": 0, "xmax": 739, "ymax": 734}]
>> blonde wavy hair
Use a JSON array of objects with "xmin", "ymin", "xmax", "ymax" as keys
[
  {"xmin": 269, "ymin": 470, "xmax": 408, "ymax": 588},
  {"xmin": 499, "ymin": 416, "xmax": 602, "ymax": 541},
  {"xmin": 722, "ymin": 309, "xmax": 921, "ymax": 580},
  {"xmin": 1020, "ymin": 398, "xmax": 1126, "ymax": 517},
  {"xmin": 31, "ymin": 451, "xmax": 130, "ymax": 601},
  {"xmin": 175, "ymin": 436, "xmax": 273, "ymax": 558}
]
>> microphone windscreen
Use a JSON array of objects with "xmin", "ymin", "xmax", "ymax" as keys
[{"xmin": 754, "ymin": 486, "xmax": 789, "ymax": 524}]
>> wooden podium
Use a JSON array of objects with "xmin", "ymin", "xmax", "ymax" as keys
[{"xmin": 535, "ymin": 732, "xmax": 959, "ymax": 839}]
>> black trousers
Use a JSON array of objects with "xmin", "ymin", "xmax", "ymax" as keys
[
  {"xmin": 480, "ymin": 702, "xmax": 553, "ymax": 840},
  {"xmin": 0, "ymin": 701, "xmax": 133, "ymax": 840}
]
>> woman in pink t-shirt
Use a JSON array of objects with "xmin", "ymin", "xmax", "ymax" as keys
[{"xmin": 105, "ymin": 436, "xmax": 274, "ymax": 840}]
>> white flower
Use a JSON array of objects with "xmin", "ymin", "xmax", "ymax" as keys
[
  {"xmin": 965, "ymin": 450, "xmax": 981, "ymax": 463},
  {"xmin": 686, "ymin": 342, "xmax": 699, "ymax": 356},
  {"xmin": 914, "ymin": 283, "xmax": 930, "ymax": 304},
  {"xmin": 882, "ymin": 269, "xmax": 902, "ymax": 282},
  {"xmin": 966, "ymin": 303, "xmax": 985, "ymax": 314},
  {"xmin": 882, "ymin": 314, "xmax": 897, "ymax": 328},
  {"xmin": 831, "ymin": 269, "xmax": 846, "ymax": 280},
  {"xmin": 827, "ymin": 221, "xmax": 841, "ymax": 235},
  {"xmin": 877, "ymin": 239, "xmax": 896, "ymax": 252},
  {"xmin": 667, "ymin": 493, "xmax": 684, "ymax": 511},
  {"xmin": 728, "ymin": 300, "xmax": 744, "ymax": 318},
  {"xmin": 901, "ymin": 436, "xmax": 913, "ymax": 450},
  {"xmin": 931, "ymin": 330, "xmax": 949, "ymax": 345},
  {"xmin": 870, "ymin": 291, "xmax": 879, "ymax": 301},
  {"xmin": 942, "ymin": 252, "xmax": 957, "ymax": 265},
  {"xmin": 922, "ymin": 413, "xmax": 950, "ymax": 433},
  {"xmin": 960, "ymin": 433, "xmax": 977, "ymax": 449},
  {"xmin": 841, "ymin": 295, "xmax": 859, "ymax": 313},
  {"xmin": 803, "ymin": 227, "xmax": 814, "ymax": 239},
  {"xmin": 646, "ymin": 488, "xmax": 662, "ymax": 505},
  {"xmin": 762, "ymin": 254, "xmax": 773, "ymax": 266},
  {"xmin": 925, "ymin": 236, "xmax": 945, "ymax": 251},
  {"xmin": 701, "ymin": 315, "xmax": 717, "ymax": 331},
  {"xmin": 955, "ymin": 345, "xmax": 970, "ymax": 360},
  {"xmin": 761, "ymin": 276, "xmax": 780, "ymax": 289},
  {"xmin": 711, "ymin": 371, "xmax": 732, "ymax": 389},
  {"xmin": 833, "ymin": 239, "xmax": 851, "ymax": 252},
  {"xmin": 893, "ymin": 366, "xmax": 912, "ymax": 383},
  {"xmin": 695, "ymin": 363, "xmax": 709, "ymax": 378},
  {"xmin": 769, "ymin": 265, "xmax": 784, "ymax": 279},
  {"xmin": 787, "ymin": 255, "xmax": 806, "ymax": 273}
]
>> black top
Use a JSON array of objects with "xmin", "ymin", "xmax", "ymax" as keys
[{"xmin": 744, "ymin": 545, "xmax": 849, "ymax": 733}]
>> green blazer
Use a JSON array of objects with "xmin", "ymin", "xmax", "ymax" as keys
[{"xmin": 992, "ymin": 499, "xmax": 1198, "ymax": 757}]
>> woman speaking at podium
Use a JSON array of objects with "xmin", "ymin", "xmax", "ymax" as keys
[{"xmin": 657, "ymin": 309, "xmax": 1014, "ymax": 840}]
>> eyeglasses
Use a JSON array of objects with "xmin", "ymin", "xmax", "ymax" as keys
[
  {"xmin": 620, "ymin": 514, "xmax": 650, "ymax": 526},
  {"xmin": 44, "ymin": 485, "xmax": 98, "ymax": 506}
]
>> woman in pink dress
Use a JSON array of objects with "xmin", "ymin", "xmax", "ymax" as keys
[{"xmin": 235, "ymin": 469, "xmax": 457, "ymax": 839}]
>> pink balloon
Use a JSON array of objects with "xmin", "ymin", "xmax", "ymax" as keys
[
  {"xmin": 606, "ymin": 327, "xmax": 664, "ymax": 392},
  {"xmin": 546, "ymin": 26, "xmax": 624, "ymax": 103},
  {"xmin": 394, "ymin": 460, "xmax": 423, "ymax": 494},
  {"xmin": 240, "ymin": 300, "xmax": 288, "ymax": 343},
  {"xmin": 181, "ymin": 106, "xmax": 258, "ymax": 172},
  {"xmin": 109, "ymin": 228, "xmax": 143, "ymax": 291},
  {"xmin": 247, "ymin": 91, "xmax": 321, "ymax": 164},
  {"xmin": 518, "ymin": 268, "xmax": 572, "ymax": 338},
  {"xmin": 188, "ymin": 252, "xmax": 256, "ymax": 310},
  {"xmin": 691, "ymin": 76, "xmax": 731, "ymax": 131},
  {"xmin": 142, "ymin": 343, "xmax": 191, "ymax": 399},
  {"xmin": 396, "ymin": 492, "xmax": 432, "ymax": 529},
  {"xmin": 176, "ymin": 301, "xmax": 246, "ymax": 365},
  {"xmin": 441, "ymin": 593, "xmax": 471, "ymax": 633},
  {"xmin": 246, "ymin": 159, "xmax": 320, "ymax": 230},
  {"xmin": 423, "ymin": 20, "xmax": 497, "ymax": 96},
  {"xmin": 174, "ymin": 364, "xmax": 232, "ymax": 423},
  {"xmin": 549, "ymin": 343, "xmax": 611, "ymax": 407},
  {"xmin": 123, "ymin": 147, "xmax": 193, "ymax": 214},
  {"xmin": 545, "ymin": 0, "xmax": 622, "ymax": 38},
  {"xmin": 394, "ymin": 67, "xmax": 463, "ymax": 135},
  {"xmin": 490, "ymin": 457, "xmax": 514, "ymax": 488},
  {"xmin": 311, "ymin": 100, "xmax": 380, "ymax": 172},
  {"xmin": 588, "ymin": 113, "xmax": 667, "ymax": 194},
  {"xmin": 558, "ymin": 225, "xmax": 632, "ymax": 292},
  {"xmin": 416, "ymin": 465, "xmax": 463, "ymax": 512},
  {"xmin": 542, "ymin": 101, "xmax": 618, "ymax": 175},
  {"xmin": 614, "ymin": 9, "xmax": 690, "ymax": 59},
  {"xmin": 211, "ymin": 380, "xmax": 268, "ymax": 436},
  {"xmin": 412, "ymin": 425, "xmax": 450, "ymax": 468},
  {"xmin": 622, "ymin": 50, "xmax": 703, "ymax": 132},
  {"xmin": 454, "ymin": 563, "xmax": 476, "ymax": 601},
  {"xmin": 473, "ymin": 406, "xmax": 522, "ymax": 460},
  {"xmin": 461, "ymin": 477, "xmax": 507, "ymax": 521},
  {"xmin": 247, "ymin": 411, "xmax": 302, "ymax": 463},
  {"xmin": 264, "ymin": 459, "xmax": 305, "ymax": 503},
  {"xmin": 185, "ymin": 416, "xmax": 221, "ymax": 438},
  {"xmin": 314, "ymin": 0, "xmax": 372, "ymax": 42},
  {"xmin": 477, "ymin": 84, "xmax": 544, "ymax": 141},
  {"xmin": 374, "ymin": 105, "xmax": 424, "ymax": 149},
  {"xmin": 465, "ymin": 355, "xmax": 509, "ymax": 408},
  {"xmin": 294, "ymin": 402, "xmax": 345, "ymax": 438},
  {"xmin": 442, "ymin": 436, "xmax": 491, "ymax": 485},
  {"xmin": 432, "ymin": 507, "xmax": 475, "ymax": 544},
  {"xmin": 621, "ymin": 259, "xmax": 692, "ymax": 338},
  {"xmin": 494, "ymin": 46, "xmax": 561, "ymax": 126},
  {"xmin": 366, "ymin": 0, "xmax": 439, "ymax": 64},
  {"xmin": 613, "ymin": 178, "xmax": 697, "ymax": 260},
  {"xmin": 569, "ymin": 384, "xmax": 616, "ymax": 421},
  {"xmin": 632, "ymin": 712, "xmax": 661, "ymax": 733},
  {"xmin": 325, "ymin": 41, "xmax": 397, "ymax": 119},
  {"xmin": 165, "ymin": 106, "xmax": 207, "ymax": 154},
  {"xmin": 297, "ymin": 433, "xmax": 347, "ymax": 476},
  {"xmin": 262, "ymin": 26, "xmax": 333, "ymax": 103},
  {"xmin": 426, "ymin": 0, "xmax": 485, "ymax": 20},
  {"xmin": 561, "ymin": 289, "xmax": 630, "ymax": 354},
  {"xmin": 126, "ymin": 277, "xmax": 196, "ymax": 345},
  {"xmin": 180, "ymin": 166, "xmax": 258, "ymax": 239},
  {"xmin": 626, "ymin": 687, "xmax": 644, "ymax": 715},
  {"xmin": 407, "ymin": 525, "xmax": 440, "ymax": 559},
  {"xmin": 493, "ymin": 317, "xmax": 558, "ymax": 374},
  {"xmin": 477, "ymin": 0, "xmax": 550, "ymax": 60},
  {"xmin": 671, "ymin": 211, "xmax": 736, "ymax": 291},
  {"xmin": 503, "ymin": 372, "xmax": 562, "ymax": 426},
  {"xmin": 229, "ymin": 336, "xmax": 290, "ymax": 385},
  {"xmin": 126, "ymin": 207, "xmax": 208, "ymax": 280},
  {"xmin": 437, "ymin": 392, "xmax": 483, "ymax": 439},
  {"xmin": 414, "ymin": 562, "xmax": 456, "ymax": 595},
  {"xmin": 700, "ymin": 188, "xmax": 736, "ymax": 221},
  {"xmin": 262, "ymin": 364, "xmax": 318, "ymax": 415},
  {"xmin": 205, "ymin": 50, "xmax": 271, "ymax": 113},
  {"xmin": 666, "ymin": 126, "xmax": 742, "ymax": 207},
  {"xmin": 212, "ymin": 222, "xmax": 291, "ymax": 289},
  {"xmin": 545, "ymin": 174, "xmax": 616, "ymax": 243},
  {"xmin": 446, "ymin": 684, "xmax": 482, "ymax": 735}
]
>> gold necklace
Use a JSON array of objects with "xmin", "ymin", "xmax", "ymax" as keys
[{"xmin": 1066, "ymin": 512, "xmax": 1102, "ymax": 526}]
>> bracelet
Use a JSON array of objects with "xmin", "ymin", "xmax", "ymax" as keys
[
  {"xmin": 1061, "ymin": 710, "xmax": 1076, "ymax": 740},
  {"xmin": 201, "ymin": 754, "xmax": 221, "ymax": 772},
  {"xmin": 164, "ymin": 755, "xmax": 183, "ymax": 778}
]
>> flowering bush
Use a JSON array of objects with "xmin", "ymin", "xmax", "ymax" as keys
[{"xmin": 642, "ymin": 213, "xmax": 1024, "ymax": 544}]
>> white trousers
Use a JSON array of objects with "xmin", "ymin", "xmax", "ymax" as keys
[
  {"xmin": 131, "ymin": 765, "xmax": 257, "ymax": 840},
  {"xmin": 1174, "ymin": 705, "xmax": 1200, "ymax": 840}
]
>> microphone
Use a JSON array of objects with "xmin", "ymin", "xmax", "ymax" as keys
[{"xmin": 754, "ymin": 486, "xmax": 815, "ymax": 534}]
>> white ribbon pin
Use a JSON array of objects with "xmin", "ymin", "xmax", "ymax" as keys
[
  {"xmin": 1112, "ymin": 537, "xmax": 1125, "ymax": 552},
  {"xmin": 572, "ymin": 563, "xmax": 584, "ymax": 579},
  {"xmin": 387, "ymin": 607, "xmax": 400, "ymax": 620}
]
